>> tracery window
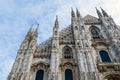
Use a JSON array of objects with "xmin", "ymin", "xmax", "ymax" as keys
[
  {"xmin": 63, "ymin": 46, "xmax": 73, "ymax": 59},
  {"xmin": 90, "ymin": 27, "xmax": 103, "ymax": 40},
  {"xmin": 35, "ymin": 70, "xmax": 44, "ymax": 80},
  {"xmin": 99, "ymin": 50, "xmax": 111, "ymax": 62},
  {"xmin": 91, "ymin": 28, "xmax": 101, "ymax": 39}
]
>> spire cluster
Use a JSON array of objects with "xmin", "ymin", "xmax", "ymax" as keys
[
  {"xmin": 71, "ymin": 8, "xmax": 82, "ymax": 18},
  {"xmin": 25, "ymin": 24, "xmax": 39, "ymax": 42},
  {"xmin": 96, "ymin": 7, "xmax": 109, "ymax": 18},
  {"xmin": 71, "ymin": 8, "xmax": 84, "ymax": 26}
]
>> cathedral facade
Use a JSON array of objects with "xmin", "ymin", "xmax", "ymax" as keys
[{"xmin": 8, "ymin": 8, "xmax": 120, "ymax": 80}]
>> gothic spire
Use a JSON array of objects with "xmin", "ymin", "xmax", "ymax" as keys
[
  {"xmin": 54, "ymin": 15, "xmax": 59, "ymax": 28},
  {"xmin": 71, "ymin": 8, "xmax": 75, "ymax": 17},
  {"xmin": 100, "ymin": 7, "xmax": 109, "ymax": 17},
  {"xmin": 34, "ymin": 24, "xmax": 39, "ymax": 37},
  {"xmin": 28, "ymin": 25, "xmax": 33, "ymax": 33},
  {"xmin": 36, "ymin": 24, "xmax": 39, "ymax": 32},
  {"xmin": 76, "ymin": 8, "xmax": 84, "ymax": 25},
  {"xmin": 25, "ymin": 25, "xmax": 33, "ymax": 38},
  {"xmin": 95, "ymin": 7, "xmax": 102, "ymax": 18},
  {"xmin": 76, "ymin": 8, "xmax": 82, "ymax": 18},
  {"xmin": 71, "ymin": 8, "xmax": 77, "ymax": 25},
  {"xmin": 53, "ymin": 15, "xmax": 59, "ymax": 37}
]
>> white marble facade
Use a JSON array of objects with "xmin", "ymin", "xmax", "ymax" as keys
[{"xmin": 8, "ymin": 8, "xmax": 120, "ymax": 80}]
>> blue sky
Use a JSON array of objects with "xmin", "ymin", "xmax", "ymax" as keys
[{"xmin": 0, "ymin": 0, "xmax": 120, "ymax": 79}]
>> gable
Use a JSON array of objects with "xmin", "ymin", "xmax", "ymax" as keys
[{"xmin": 83, "ymin": 14, "xmax": 100, "ymax": 24}]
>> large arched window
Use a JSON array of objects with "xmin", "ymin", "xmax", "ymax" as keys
[
  {"xmin": 90, "ymin": 27, "xmax": 101, "ymax": 39},
  {"xmin": 63, "ymin": 46, "xmax": 73, "ymax": 59},
  {"xmin": 35, "ymin": 70, "xmax": 44, "ymax": 80},
  {"xmin": 99, "ymin": 50, "xmax": 111, "ymax": 62},
  {"xmin": 65, "ymin": 69, "xmax": 73, "ymax": 80}
]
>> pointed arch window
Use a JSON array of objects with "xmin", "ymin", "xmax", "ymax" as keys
[
  {"xmin": 90, "ymin": 27, "xmax": 102, "ymax": 40},
  {"xmin": 35, "ymin": 70, "xmax": 44, "ymax": 80},
  {"xmin": 99, "ymin": 50, "xmax": 111, "ymax": 62},
  {"xmin": 65, "ymin": 69, "xmax": 73, "ymax": 80},
  {"xmin": 63, "ymin": 46, "xmax": 73, "ymax": 59}
]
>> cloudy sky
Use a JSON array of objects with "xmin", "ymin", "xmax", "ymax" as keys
[{"xmin": 0, "ymin": 0, "xmax": 120, "ymax": 79}]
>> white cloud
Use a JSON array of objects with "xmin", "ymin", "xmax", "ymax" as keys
[
  {"xmin": 102, "ymin": 0, "xmax": 120, "ymax": 25},
  {"xmin": 0, "ymin": 58, "xmax": 14, "ymax": 79}
]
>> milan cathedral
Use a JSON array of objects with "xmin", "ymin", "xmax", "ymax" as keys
[{"xmin": 8, "ymin": 8, "xmax": 120, "ymax": 80}]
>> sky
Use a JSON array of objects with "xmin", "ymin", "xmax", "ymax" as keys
[{"xmin": 0, "ymin": 0, "xmax": 120, "ymax": 79}]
